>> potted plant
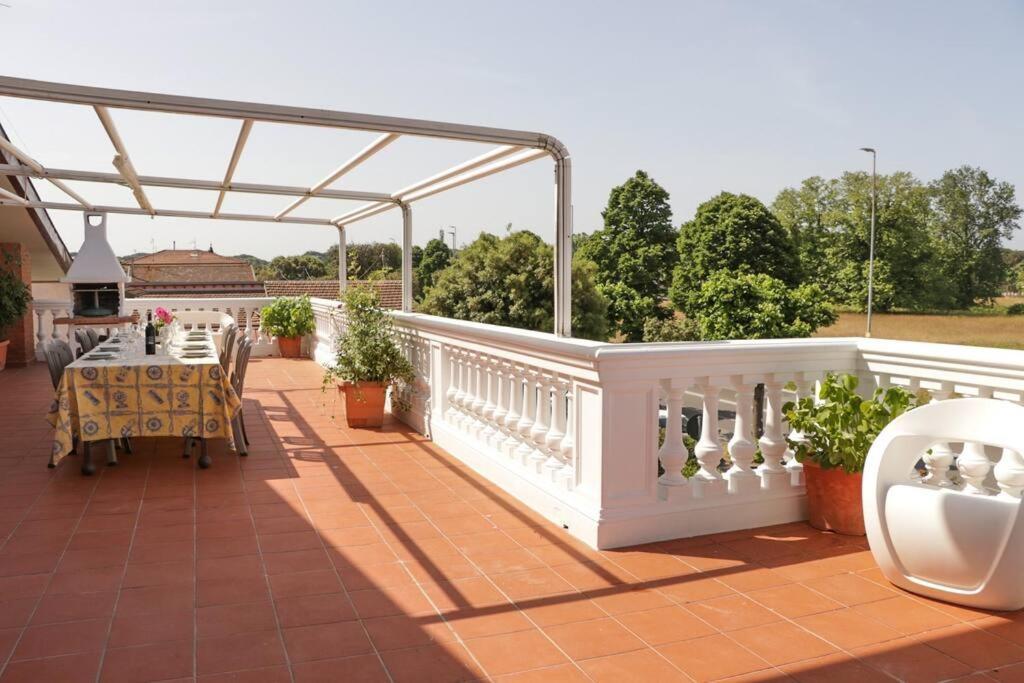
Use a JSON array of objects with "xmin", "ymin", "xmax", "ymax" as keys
[
  {"xmin": 0, "ymin": 259, "xmax": 31, "ymax": 371},
  {"xmin": 261, "ymin": 295, "xmax": 315, "ymax": 358},
  {"xmin": 784, "ymin": 373, "xmax": 919, "ymax": 535},
  {"xmin": 323, "ymin": 286, "xmax": 415, "ymax": 428}
]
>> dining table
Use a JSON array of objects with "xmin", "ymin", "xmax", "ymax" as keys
[{"xmin": 47, "ymin": 327, "xmax": 241, "ymax": 474}]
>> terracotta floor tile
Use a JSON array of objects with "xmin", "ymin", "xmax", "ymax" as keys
[
  {"xmin": 853, "ymin": 595, "xmax": 962, "ymax": 636},
  {"xmin": 117, "ymin": 583, "xmax": 195, "ymax": 615},
  {"xmin": 465, "ymin": 629, "xmax": 568, "ymax": 676},
  {"xmin": 0, "ymin": 651, "xmax": 102, "ymax": 683},
  {"xmin": 577, "ymin": 649, "xmax": 688, "ymax": 682},
  {"xmin": 197, "ymin": 600, "xmax": 277, "ymax": 638},
  {"xmin": 852, "ymin": 635, "xmax": 973, "ymax": 682},
  {"xmin": 496, "ymin": 663, "xmax": 591, "ymax": 682},
  {"xmin": 915, "ymin": 621, "xmax": 1024, "ymax": 670},
  {"xmin": 122, "ymin": 559, "xmax": 194, "ymax": 587},
  {"xmin": 729, "ymin": 621, "xmax": 837, "ymax": 665},
  {"xmin": 267, "ymin": 568, "xmax": 342, "ymax": 599},
  {"xmin": 616, "ymin": 605, "xmax": 717, "ymax": 645},
  {"xmin": 282, "ymin": 620, "xmax": 374, "ymax": 662},
  {"xmin": 108, "ymin": 609, "xmax": 194, "ymax": 648},
  {"xmin": 197, "ymin": 629, "xmax": 286, "ymax": 675},
  {"xmin": 685, "ymin": 594, "xmax": 782, "ymax": 632},
  {"xmin": 746, "ymin": 582, "xmax": 843, "ymax": 618},
  {"xmin": 466, "ymin": 547, "xmax": 545, "ymax": 575},
  {"xmin": 521, "ymin": 597, "xmax": 607, "ymax": 627},
  {"xmin": 364, "ymin": 614, "xmax": 457, "ymax": 651},
  {"xmin": 658, "ymin": 633, "xmax": 772, "ymax": 682},
  {"xmin": 780, "ymin": 653, "xmax": 891, "ymax": 683},
  {"xmin": 197, "ymin": 577, "xmax": 270, "ymax": 607},
  {"xmin": 544, "ymin": 616, "xmax": 646, "ymax": 660},
  {"xmin": 796, "ymin": 608, "xmax": 903, "ymax": 649},
  {"xmin": 31, "ymin": 590, "xmax": 117, "ymax": 624},
  {"xmin": 657, "ymin": 575, "xmax": 736, "ymax": 604},
  {"xmin": 274, "ymin": 591, "xmax": 356, "ymax": 628},
  {"xmin": 349, "ymin": 583, "xmax": 435, "ymax": 618},
  {"xmin": 262, "ymin": 548, "xmax": 332, "ymax": 575},
  {"xmin": 100, "ymin": 639, "xmax": 194, "ymax": 682},
  {"xmin": 491, "ymin": 567, "xmax": 575, "ymax": 601},
  {"xmin": 445, "ymin": 605, "xmax": 536, "ymax": 640},
  {"xmin": 802, "ymin": 572, "xmax": 897, "ymax": 606},
  {"xmin": 380, "ymin": 642, "xmax": 485, "ymax": 682},
  {"xmin": 13, "ymin": 617, "xmax": 109, "ymax": 660},
  {"xmin": 291, "ymin": 654, "xmax": 390, "ymax": 683}
]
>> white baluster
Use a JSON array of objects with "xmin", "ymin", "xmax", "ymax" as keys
[
  {"xmin": 529, "ymin": 375, "xmax": 551, "ymax": 468},
  {"xmin": 658, "ymin": 380, "xmax": 688, "ymax": 490},
  {"xmin": 726, "ymin": 382, "xmax": 759, "ymax": 495},
  {"xmin": 758, "ymin": 379, "xmax": 790, "ymax": 490},
  {"xmin": 502, "ymin": 367, "xmax": 523, "ymax": 457},
  {"xmin": 543, "ymin": 378, "xmax": 566, "ymax": 475},
  {"xmin": 923, "ymin": 382, "xmax": 955, "ymax": 487},
  {"xmin": 458, "ymin": 352, "xmax": 475, "ymax": 431},
  {"xmin": 558, "ymin": 386, "xmax": 576, "ymax": 489},
  {"xmin": 694, "ymin": 382, "xmax": 726, "ymax": 496},
  {"xmin": 481, "ymin": 358, "xmax": 498, "ymax": 442},
  {"xmin": 491, "ymin": 364, "xmax": 509, "ymax": 450},
  {"xmin": 515, "ymin": 371, "xmax": 538, "ymax": 464},
  {"xmin": 470, "ymin": 356, "xmax": 487, "ymax": 437},
  {"xmin": 995, "ymin": 449, "xmax": 1024, "ymax": 498},
  {"xmin": 446, "ymin": 350, "xmax": 461, "ymax": 423},
  {"xmin": 34, "ymin": 307, "xmax": 46, "ymax": 360},
  {"xmin": 784, "ymin": 375, "xmax": 812, "ymax": 486},
  {"xmin": 958, "ymin": 442, "xmax": 993, "ymax": 495}
]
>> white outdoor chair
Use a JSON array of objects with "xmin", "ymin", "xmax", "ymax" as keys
[{"xmin": 863, "ymin": 398, "xmax": 1024, "ymax": 610}]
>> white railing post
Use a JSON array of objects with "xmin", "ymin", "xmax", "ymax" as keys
[
  {"xmin": 957, "ymin": 442, "xmax": 993, "ymax": 495},
  {"xmin": 529, "ymin": 374, "xmax": 551, "ymax": 469},
  {"xmin": 558, "ymin": 384, "xmax": 576, "ymax": 488},
  {"xmin": 758, "ymin": 378, "xmax": 790, "ymax": 490},
  {"xmin": 502, "ymin": 367, "xmax": 523, "ymax": 457},
  {"xmin": 726, "ymin": 381, "xmax": 759, "ymax": 495},
  {"xmin": 658, "ymin": 380, "xmax": 689, "ymax": 492},
  {"xmin": 923, "ymin": 382, "xmax": 956, "ymax": 487},
  {"xmin": 515, "ymin": 371, "xmax": 537, "ymax": 464},
  {"xmin": 995, "ymin": 449, "xmax": 1024, "ymax": 498},
  {"xmin": 694, "ymin": 382, "xmax": 726, "ymax": 497},
  {"xmin": 543, "ymin": 377, "xmax": 566, "ymax": 476}
]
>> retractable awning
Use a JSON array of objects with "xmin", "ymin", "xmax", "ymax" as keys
[{"xmin": 0, "ymin": 76, "xmax": 573, "ymax": 336}]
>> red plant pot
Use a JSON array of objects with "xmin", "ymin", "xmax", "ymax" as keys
[
  {"xmin": 338, "ymin": 381, "xmax": 388, "ymax": 428},
  {"xmin": 277, "ymin": 336, "xmax": 303, "ymax": 358},
  {"xmin": 803, "ymin": 461, "xmax": 865, "ymax": 536},
  {"xmin": 0, "ymin": 339, "xmax": 8, "ymax": 371}
]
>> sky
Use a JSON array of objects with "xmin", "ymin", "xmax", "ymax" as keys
[{"xmin": 1, "ymin": 0, "xmax": 1023, "ymax": 258}]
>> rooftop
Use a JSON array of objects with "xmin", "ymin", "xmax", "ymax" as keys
[
  {"xmin": 2, "ymin": 358, "xmax": 1021, "ymax": 682},
  {"xmin": 264, "ymin": 280, "xmax": 403, "ymax": 308}
]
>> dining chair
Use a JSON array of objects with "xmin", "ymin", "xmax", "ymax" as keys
[
  {"xmin": 53, "ymin": 339, "xmax": 75, "ymax": 368},
  {"xmin": 43, "ymin": 341, "xmax": 66, "ymax": 390},
  {"xmin": 85, "ymin": 328, "xmax": 100, "ymax": 349},
  {"xmin": 74, "ymin": 329, "xmax": 93, "ymax": 356},
  {"xmin": 231, "ymin": 336, "xmax": 253, "ymax": 455},
  {"xmin": 219, "ymin": 323, "xmax": 238, "ymax": 374}
]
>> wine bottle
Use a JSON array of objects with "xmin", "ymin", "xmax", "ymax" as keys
[{"xmin": 145, "ymin": 312, "xmax": 157, "ymax": 356}]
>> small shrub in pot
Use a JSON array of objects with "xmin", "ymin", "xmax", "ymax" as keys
[
  {"xmin": 260, "ymin": 295, "xmax": 315, "ymax": 358},
  {"xmin": 0, "ymin": 257, "xmax": 31, "ymax": 371}
]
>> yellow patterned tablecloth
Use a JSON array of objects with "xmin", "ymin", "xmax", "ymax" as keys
[{"xmin": 47, "ymin": 355, "xmax": 241, "ymax": 466}]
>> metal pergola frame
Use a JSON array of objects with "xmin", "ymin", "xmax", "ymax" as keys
[{"xmin": 0, "ymin": 76, "xmax": 573, "ymax": 336}]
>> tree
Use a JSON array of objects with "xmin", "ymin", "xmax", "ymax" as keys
[
  {"xmin": 688, "ymin": 270, "xmax": 836, "ymax": 341},
  {"xmin": 420, "ymin": 230, "xmax": 609, "ymax": 341},
  {"xmin": 259, "ymin": 254, "xmax": 328, "ymax": 280},
  {"xmin": 642, "ymin": 316, "xmax": 700, "ymax": 342},
  {"xmin": 772, "ymin": 172, "xmax": 940, "ymax": 311},
  {"xmin": 576, "ymin": 170, "xmax": 678, "ymax": 341},
  {"xmin": 670, "ymin": 192, "xmax": 799, "ymax": 314},
  {"xmin": 929, "ymin": 166, "xmax": 1022, "ymax": 307},
  {"xmin": 414, "ymin": 238, "xmax": 452, "ymax": 300}
]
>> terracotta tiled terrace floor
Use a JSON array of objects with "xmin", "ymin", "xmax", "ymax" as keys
[{"xmin": 2, "ymin": 358, "xmax": 1024, "ymax": 682}]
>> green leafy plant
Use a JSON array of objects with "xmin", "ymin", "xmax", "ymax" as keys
[
  {"xmin": 783, "ymin": 373, "xmax": 919, "ymax": 474},
  {"xmin": 260, "ymin": 295, "xmax": 315, "ymax": 338},
  {"xmin": 323, "ymin": 286, "xmax": 416, "ymax": 407},
  {"xmin": 0, "ymin": 253, "xmax": 31, "ymax": 341},
  {"xmin": 1007, "ymin": 303, "xmax": 1024, "ymax": 316}
]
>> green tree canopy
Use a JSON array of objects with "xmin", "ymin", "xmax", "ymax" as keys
[
  {"xmin": 688, "ymin": 269, "xmax": 836, "ymax": 341},
  {"xmin": 576, "ymin": 170, "xmax": 678, "ymax": 341},
  {"xmin": 773, "ymin": 172, "xmax": 939, "ymax": 311},
  {"xmin": 414, "ymin": 237, "xmax": 452, "ymax": 300},
  {"xmin": 670, "ymin": 192, "xmax": 799, "ymax": 314},
  {"xmin": 928, "ymin": 166, "xmax": 1022, "ymax": 307},
  {"xmin": 420, "ymin": 230, "xmax": 609, "ymax": 341},
  {"xmin": 258, "ymin": 254, "xmax": 328, "ymax": 281}
]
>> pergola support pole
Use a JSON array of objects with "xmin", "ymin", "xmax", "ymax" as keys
[
  {"xmin": 337, "ymin": 225, "xmax": 347, "ymax": 296},
  {"xmin": 553, "ymin": 155, "xmax": 573, "ymax": 338},
  {"xmin": 401, "ymin": 203, "xmax": 413, "ymax": 313}
]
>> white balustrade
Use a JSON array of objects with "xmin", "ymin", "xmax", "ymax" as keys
[
  {"xmin": 543, "ymin": 378, "xmax": 566, "ymax": 475},
  {"xmin": 757, "ymin": 379, "xmax": 790, "ymax": 490},
  {"xmin": 129, "ymin": 296, "xmax": 278, "ymax": 357},
  {"xmin": 995, "ymin": 449, "xmax": 1024, "ymax": 498},
  {"xmin": 31, "ymin": 299, "xmax": 73, "ymax": 360},
  {"xmin": 528, "ymin": 374, "xmax": 550, "ymax": 468}
]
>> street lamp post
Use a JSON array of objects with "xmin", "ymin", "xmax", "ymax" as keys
[{"xmin": 860, "ymin": 147, "xmax": 877, "ymax": 338}]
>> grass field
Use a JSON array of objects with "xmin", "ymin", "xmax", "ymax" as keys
[{"xmin": 816, "ymin": 297, "xmax": 1024, "ymax": 349}]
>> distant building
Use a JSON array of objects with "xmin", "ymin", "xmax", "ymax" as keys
[
  {"xmin": 264, "ymin": 280, "xmax": 403, "ymax": 309},
  {"xmin": 123, "ymin": 247, "xmax": 264, "ymax": 297}
]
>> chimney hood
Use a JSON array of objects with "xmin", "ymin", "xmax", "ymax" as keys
[{"xmin": 62, "ymin": 213, "xmax": 129, "ymax": 284}]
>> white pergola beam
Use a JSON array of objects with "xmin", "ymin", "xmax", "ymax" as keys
[
  {"xmin": 0, "ymin": 198, "xmax": 334, "ymax": 226},
  {"xmin": 0, "ymin": 186, "xmax": 28, "ymax": 204},
  {"xmin": 213, "ymin": 119, "xmax": 253, "ymax": 217},
  {"xmin": 94, "ymin": 105, "xmax": 155, "ymax": 215},
  {"xmin": 275, "ymin": 133, "xmax": 399, "ymax": 220},
  {"xmin": 0, "ymin": 136, "xmax": 92, "ymax": 208},
  {"xmin": 0, "ymin": 163, "xmax": 392, "ymax": 203},
  {"xmin": 392, "ymin": 145, "xmax": 522, "ymax": 200},
  {"xmin": 330, "ymin": 200, "xmax": 395, "ymax": 226},
  {"xmin": 398, "ymin": 148, "xmax": 548, "ymax": 205}
]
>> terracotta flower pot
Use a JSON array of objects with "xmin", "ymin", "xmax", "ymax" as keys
[
  {"xmin": 338, "ymin": 381, "xmax": 388, "ymax": 428},
  {"xmin": 803, "ymin": 460, "xmax": 865, "ymax": 536},
  {"xmin": 0, "ymin": 339, "xmax": 8, "ymax": 371},
  {"xmin": 277, "ymin": 336, "xmax": 303, "ymax": 358}
]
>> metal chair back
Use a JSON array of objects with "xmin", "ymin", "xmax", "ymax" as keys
[
  {"xmin": 43, "ymin": 341, "xmax": 65, "ymax": 390},
  {"xmin": 75, "ymin": 329, "xmax": 93, "ymax": 354},
  {"xmin": 231, "ymin": 336, "xmax": 253, "ymax": 400},
  {"xmin": 85, "ymin": 328, "xmax": 100, "ymax": 348},
  {"xmin": 53, "ymin": 339, "xmax": 75, "ymax": 368},
  {"xmin": 219, "ymin": 323, "xmax": 238, "ymax": 373}
]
